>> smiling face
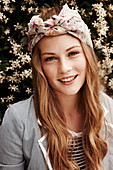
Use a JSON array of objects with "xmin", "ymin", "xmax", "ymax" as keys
[{"xmin": 38, "ymin": 34, "xmax": 87, "ymax": 98}]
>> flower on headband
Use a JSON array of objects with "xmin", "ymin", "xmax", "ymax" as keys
[
  {"xmin": 44, "ymin": 19, "xmax": 55, "ymax": 26},
  {"xmin": 28, "ymin": 4, "xmax": 93, "ymax": 53},
  {"xmin": 28, "ymin": 15, "xmax": 43, "ymax": 35}
]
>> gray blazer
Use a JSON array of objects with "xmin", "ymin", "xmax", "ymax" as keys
[{"xmin": 0, "ymin": 92, "xmax": 113, "ymax": 170}]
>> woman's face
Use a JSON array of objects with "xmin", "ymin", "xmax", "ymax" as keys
[{"xmin": 38, "ymin": 34, "xmax": 87, "ymax": 97}]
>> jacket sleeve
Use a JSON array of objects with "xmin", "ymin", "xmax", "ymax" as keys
[
  {"xmin": 0, "ymin": 106, "xmax": 25, "ymax": 170},
  {"xmin": 100, "ymin": 92, "xmax": 113, "ymax": 168}
]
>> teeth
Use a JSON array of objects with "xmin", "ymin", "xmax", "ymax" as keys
[{"xmin": 60, "ymin": 76, "xmax": 75, "ymax": 82}]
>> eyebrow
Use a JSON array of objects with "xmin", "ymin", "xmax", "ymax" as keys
[
  {"xmin": 66, "ymin": 45, "xmax": 81, "ymax": 52},
  {"xmin": 41, "ymin": 45, "xmax": 81, "ymax": 56},
  {"xmin": 41, "ymin": 52, "xmax": 55, "ymax": 56}
]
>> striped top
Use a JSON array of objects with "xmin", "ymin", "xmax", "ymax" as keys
[{"xmin": 68, "ymin": 130, "xmax": 88, "ymax": 170}]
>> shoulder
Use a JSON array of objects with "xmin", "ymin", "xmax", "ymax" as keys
[
  {"xmin": 99, "ymin": 91, "xmax": 113, "ymax": 115},
  {"xmin": 99, "ymin": 91, "xmax": 113, "ymax": 103},
  {"xmin": 99, "ymin": 93, "xmax": 113, "ymax": 165},
  {"xmin": 2, "ymin": 95, "xmax": 35, "ymax": 124},
  {"xmin": 100, "ymin": 91, "xmax": 113, "ymax": 132},
  {"xmin": 100, "ymin": 92, "xmax": 113, "ymax": 137},
  {"xmin": 9, "ymin": 95, "xmax": 35, "ymax": 117},
  {"xmin": 1, "ymin": 95, "xmax": 36, "ymax": 136}
]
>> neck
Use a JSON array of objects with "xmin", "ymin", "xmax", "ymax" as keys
[
  {"xmin": 55, "ymin": 91, "xmax": 85, "ymax": 133},
  {"xmin": 56, "ymin": 91, "xmax": 81, "ymax": 115}
]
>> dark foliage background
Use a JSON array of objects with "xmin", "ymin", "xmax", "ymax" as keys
[{"xmin": 0, "ymin": 0, "xmax": 113, "ymax": 123}]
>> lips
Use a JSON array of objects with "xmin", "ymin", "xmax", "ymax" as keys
[{"xmin": 58, "ymin": 75, "xmax": 78, "ymax": 83}]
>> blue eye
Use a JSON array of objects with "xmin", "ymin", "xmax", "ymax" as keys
[
  {"xmin": 45, "ymin": 57, "xmax": 56, "ymax": 62},
  {"xmin": 69, "ymin": 51, "xmax": 79, "ymax": 56}
]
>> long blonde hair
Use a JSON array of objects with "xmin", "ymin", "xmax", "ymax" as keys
[{"xmin": 31, "ymin": 7, "xmax": 108, "ymax": 170}]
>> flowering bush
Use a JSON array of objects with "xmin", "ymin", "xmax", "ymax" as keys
[{"xmin": 0, "ymin": 0, "xmax": 113, "ymax": 122}]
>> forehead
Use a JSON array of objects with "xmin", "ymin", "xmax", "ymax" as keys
[{"xmin": 38, "ymin": 34, "xmax": 81, "ymax": 52}]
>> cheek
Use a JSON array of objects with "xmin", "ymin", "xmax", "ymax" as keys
[
  {"xmin": 81, "ymin": 58, "xmax": 87, "ymax": 80},
  {"xmin": 81, "ymin": 55, "xmax": 86, "ymax": 64},
  {"xmin": 83, "ymin": 57, "xmax": 87, "ymax": 72},
  {"xmin": 81, "ymin": 59, "xmax": 87, "ymax": 72},
  {"xmin": 42, "ymin": 65, "xmax": 56, "ymax": 81},
  {"xmin": 74, "ymin": 57, "xmax": 87, "ymax": 72}
]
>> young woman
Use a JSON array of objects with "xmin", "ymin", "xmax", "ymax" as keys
[{"xmin": 0, "ymin": 4, "xmax": 113, "ymax": 170}]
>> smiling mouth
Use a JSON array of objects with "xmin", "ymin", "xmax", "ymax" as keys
[{"xmin": 58, "ymin": 75, "xmax": 78, "ymax": 83}]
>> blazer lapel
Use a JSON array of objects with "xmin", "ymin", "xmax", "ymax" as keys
[{"xmin": 37, "ymin": 119, "xmax": 53, "ymax": 170}]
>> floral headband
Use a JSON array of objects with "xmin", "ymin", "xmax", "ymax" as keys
[{"xmin": 28, "ymin": 4, "xmax": 93, "ymax": 53}]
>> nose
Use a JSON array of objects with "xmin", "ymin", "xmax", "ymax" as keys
[{"xmin": 58, "ymin": 57, "xmax": 72, "ymax": 74}]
